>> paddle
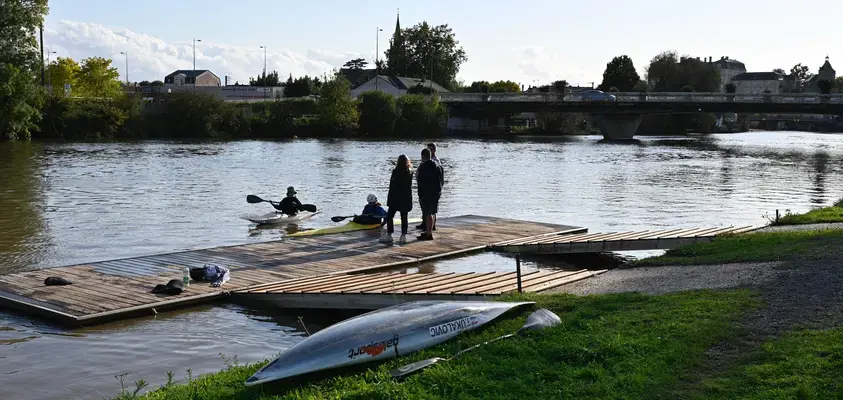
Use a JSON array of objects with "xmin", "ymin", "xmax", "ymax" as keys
[
  {"xmin": 330, "ymin": 214, "xmax": 373, "ymax": 223},
  {"xmin": 389, "ymin": 308, "xmax": 562, "ymax": 379},
  {"xmin": 246, "ymin": 195, "xmax": 317, "ymax": 212}
]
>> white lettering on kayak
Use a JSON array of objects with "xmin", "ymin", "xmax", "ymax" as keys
[{"xmin": 429, "ymin": 315, "xmax": 479, "ymax": 337}]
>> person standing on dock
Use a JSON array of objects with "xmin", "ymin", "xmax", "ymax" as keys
[
  {"xmin": 417, "ymin": 148, "xmax": 442, "ymax": 241},
  {"xmin": 417, "ymin": 143, "xmax": 444, "ymax": 232},
  {"xmin": 381, "ymin": 154, "xmax": 414, "ymax": 244}
]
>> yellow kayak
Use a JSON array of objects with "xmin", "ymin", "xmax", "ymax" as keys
[{"xmin": 288, "ymin": 218, "xmax": 423, "ymax": 238}]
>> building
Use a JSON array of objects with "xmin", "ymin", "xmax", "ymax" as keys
[
  {"xmin": 709, "ymin": 56, "xmax": 746, "ymax": 92},
  {"xmin": 731, "ymin": 72, "xmax": 784, "ymax": 94},
  {"xmin": 350, "ymin": 76, "xmax": 450, "ymax": 98},
  {"xmin": 164, "ymin": 70, "xmax": 221, "ymax": 87},
  {"xmin": 804, "ymin": 57, "xmax": 836, "ymax": 93}
]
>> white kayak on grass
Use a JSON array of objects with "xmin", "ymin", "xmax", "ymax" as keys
[
  {"xmin": 240, "ymin": 211, "xmax": 319, "ymax": 226},
  {"xmin": 244, "ymin": 300, "xmax": 534, "ymax": 386}
]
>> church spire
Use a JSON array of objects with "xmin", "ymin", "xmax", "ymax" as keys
[{"xmin": 385, "ymin": 9, "xmax": 406, "ymax": 76}]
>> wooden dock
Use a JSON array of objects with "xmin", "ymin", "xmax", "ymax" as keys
[
  {"xmin": 233, "ymin": 270, "xmax": 607, "ymax": 309},
  {"xmin": 491, "ymin": 225, "xmax": 760, "ymax": 254},
  {"xmin": 0, "ymin": 215, "xmax": 586, "ymax": 326}
]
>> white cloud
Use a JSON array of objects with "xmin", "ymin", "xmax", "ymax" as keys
[{"xmin": 43, "ymin": 20, "xmax": 365, "ymax": 84}]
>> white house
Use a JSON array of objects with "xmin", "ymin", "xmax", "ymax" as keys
[
  {"xmin": 731, "ymin": 72, "xmax": 784, "ymax": 94},
  {"xmin": 350, "ymin": 75, "xmax": 450, "ymax": 98},
  {"xmin": 709, "ymin": 57, "xmax": 747, "ymax": 92}
]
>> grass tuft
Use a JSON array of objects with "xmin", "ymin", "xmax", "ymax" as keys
[{"xmin": 773, "ymin": 197, "xmax": 843, "ymax": 225}]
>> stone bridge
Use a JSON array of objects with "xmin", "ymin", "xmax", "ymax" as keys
[{"xmin": 437, "ymin": 92, "xmax": 843, "ymax": 139}]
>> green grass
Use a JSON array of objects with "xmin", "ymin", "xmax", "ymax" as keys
[
  {"xmin": 774, "ymin": 198, "xmax": 843, "ymax": 225},
  {"xmin": 125, "ymin": 290, "xmax": 757, "ymax": 400},
  {"xmin": 635, "ymin": 229, "xmax": 843, "ymax": 266},
  {"xmin": 694, "ymin": 327, "xmax": 843, "ymax": 399}
]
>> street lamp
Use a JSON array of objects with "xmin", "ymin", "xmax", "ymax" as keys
[
  {"xmin": 193, "ymin": 38, "xmax": 202, "ymax": 93},
  {"xmin": 120, "ymin": 51, "xmax": 129, "ymax": 86},
  {"xmin": 260, "ymin": 45, "xmax": 267, "ymax": 100},
  {"xmin": 375, "ymin": 27, "xmax": 383, "ymax": 90}
]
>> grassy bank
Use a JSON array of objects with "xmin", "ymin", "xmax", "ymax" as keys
[
  {"xmin": 635, "ymin": 229, "xmax": 843, "ymax": 267},
  {"xmin": 120, "ymin": 290, "xmax": 756, "ymax": 400},
  {"xmin": 774, "ymin": 198, "xmax": 843, "ymax": 225},
  {"xmin": 694, "ymin": 327, "xmax": 843, "ymax": 399}
]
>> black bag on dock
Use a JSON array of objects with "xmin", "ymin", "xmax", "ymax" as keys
[
  {"xmin": 151, "ymin": 279, "xmax": 184, "ymax": 295},
  {"xmin": 44, "ymin": 276, "xmax": 72, "ymax": 286}
]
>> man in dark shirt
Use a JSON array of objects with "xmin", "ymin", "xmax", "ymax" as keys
[
  {"xmin": 416, "ymin": 148, "xmax": 442, "ymax": 241},
  {"xmin": 417, "ymin": 142, "xmax": 444, "ymax": 232}
]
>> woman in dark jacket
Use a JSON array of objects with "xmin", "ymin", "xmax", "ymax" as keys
[{"xmin": 381, "ymin": 154, "xmax": 413, "ymax": 244}]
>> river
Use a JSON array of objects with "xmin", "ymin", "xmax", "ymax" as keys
[{"xmin": 1, "ymin": 132, "xmax": 841, "ymax": 399}]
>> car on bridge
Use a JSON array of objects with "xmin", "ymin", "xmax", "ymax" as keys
[{"xmin": 580, "ymin": 90, "xmax": 616, "ymax": 102}]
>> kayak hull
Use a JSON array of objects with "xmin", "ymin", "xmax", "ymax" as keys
[
  {"xmin": 244, "ymin": 300, "xmax": 534, "ymax": 386},
  {"xmin": 241, "ymin": 211, "xmax": 318, "ymax": 225},
  {"xmin": 288, "ymin": 217, "xmax": 423, "ymax": 237}
]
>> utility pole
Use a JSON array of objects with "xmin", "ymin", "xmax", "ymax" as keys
[
  {"xmin": 375, "ymin": 27, "xmax": 383, "ymax": 90},
  {"xmin": 45, "ymin": 50, "xmax": 56, "ymax": 92},
  {"xmin": 260, "ymin": 45, "xmax": 267, "ymax": 100},
  {"xmin": 40, "ymin": 23, "xmax": 45, "ymax": 87},
  {"xmin": 193, "ymin": 38, "xmax": 202, "ymax": 93},
  {"xmin": 120, "ymin": 51, "xmax": 129, "ymax": 86}
]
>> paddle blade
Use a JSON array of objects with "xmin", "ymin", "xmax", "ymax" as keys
[
  {"xmin": 246, "ymin": 195, "xmax": 265, "ymax": 204},
  {"xmin": 389, "ymin": 357, "xmax": 446, "ymax": 379},
  {"xmin": 331, "ymin": 216, "xmax": 350, "ymax": 222},
  {"xmin": 300, "ymin": 204, "xmax": 317, "ymax": 212},
  {"xmin": 518, "ymin": 308, "xmax": 561, "ymax": 333}
]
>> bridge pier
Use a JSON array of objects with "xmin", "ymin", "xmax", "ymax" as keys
[{"xmin": 596, "ymin": 114, "xmax": 642, "ymax": 140}]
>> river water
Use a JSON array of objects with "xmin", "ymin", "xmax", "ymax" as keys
[{"xmin": 1, "ymin": 132, "xmax": 842, "ymax": 399}]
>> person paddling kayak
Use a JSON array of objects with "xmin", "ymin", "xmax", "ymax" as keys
[
  {"xmin": 353, "ymin": 194, "xmax": 387, "ymax": 225},
  {"xmin": 273, "ymin": 186, "xmax": 304, "ymax": 216}
]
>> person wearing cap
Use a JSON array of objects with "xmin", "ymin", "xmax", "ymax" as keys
[
  {"xmin": 274, "ymin": 186, "xmax": 304, "ymax": 216},
  {"xmin": 352, "ymin": 194, "xmax": 387, "ymax": 225}
]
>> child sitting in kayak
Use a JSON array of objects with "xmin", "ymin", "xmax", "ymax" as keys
[
  {"xmin": 274, "ymin": 186, "xmax": 303, "ymax": 216},
  {"xmin": 352, "ymin": 194, "xmax": 387, "ymax": 225}
]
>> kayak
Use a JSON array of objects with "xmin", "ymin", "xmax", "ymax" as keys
[
  {"xmin": 241, "ymin": 211, "xmax": 319, "ymax": 225},
  {"xmin": 244, "ymin": 300, "xmax": 534, "ymax": 386},
  {"xmin": 287, "ymin": 217, "xmax": 422, "ymax": 237}
]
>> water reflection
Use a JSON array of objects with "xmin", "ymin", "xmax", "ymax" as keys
[{"xmin": 811, "ymin": 151, "xmax": 830, "ymax": 205}]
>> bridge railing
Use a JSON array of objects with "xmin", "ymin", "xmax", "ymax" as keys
[{"xmin": 436, "ymin": 92, "xmax": 843, "ymax": 104}]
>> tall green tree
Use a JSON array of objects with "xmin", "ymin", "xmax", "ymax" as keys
[
  {"xmin": 646, "ymin": 51, "xmax": 720, "ymax": 92},
  {"xmin": 772, "ymin": 68, "xmax": 786, "ymax": 75},
  {"xmin": 358, "ymin": 90, "xmax": 397, "ymax": 136},
  {"xmin": 316, "ymin": 74, "xmax": 357, "ymax": 132},
  {"xmin": 598, "ymin": 55, "xmax": 640, "ymax": 92},
  {"xmin": 249, "ymin": 70, "xmax": 280, "ymax": 86},
  {"xmin": 284, "ymin": 75, "xmax": 322, "ymax": 98},
  {"xmin": 468, "ymin": 80, "xmax": 520, "ymax": 93},
  {"xmin": 343, "ymin": 58, "xmax": 368, "ymax": 70},
  {"xmin": 790, "ymin": 63, "xmax": 812, "ymax": 84},
  {"xmin": 0, "ymin": 0, "xmax": 49, "ymax": 139},
  {"xmin": 76, "ymin": 57, "xmax": 122, "ymax": 98},
  {"xmin": 383, "ymin": 22, "xmax": 467, "ymax": 89},
  {"xmin": 47, "ymin": 57, "xmax": 81, "ymax": 94}
]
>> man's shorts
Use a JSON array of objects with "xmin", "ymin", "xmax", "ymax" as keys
[{"xmin": 419, "ymin": 195, "xmax": 440, "ymax": 215}]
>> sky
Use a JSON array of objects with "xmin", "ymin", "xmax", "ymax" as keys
[{"xmin": 43, "ymin": 0, "xmax": 843, "ymax": 87}]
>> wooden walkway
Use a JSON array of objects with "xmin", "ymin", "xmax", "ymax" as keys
[
  {"xmin": 233, "ymin": 270, "xmax": 607, "ymax": 309},
  {"xmin": 492, "ymin": 225, "xmax": 760, "ymax": 254},
  {"xmin": 0, "ymin": 215, "xmax": 586, "ymax": 326}
]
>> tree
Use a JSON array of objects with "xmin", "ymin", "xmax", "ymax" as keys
[
  {"xmin": 646, "ymin": 51, "xmax": 720, "ymax": 92},
  {"xmin": 489, "ymin": 80, "xmax": 520, "ymax": 92},
  {"xmin": 598, "ymin": 55, "xmax": 640, "ymax": 92},
  {"xmin": 343, "ymin": 58, "xmax": 368, "ymax": 70},
  {"xmin": 316, "ymin": 74, "xmax": 357, "ymax": 132},
  {"xmin": 358, "ymin": 90, "xmax": 397, "ymax": 136},
  {"xmin": 76, "ymin": 57, "xmax": 122, "ymax": 98},
  {"xmin": 250, "ymin": 70, "xmax": 280, "ymax": 86},
  {"xmin": 284, "ymin": 75, "xmax": 322, "ymax": 98},
  {"xmin": 151, "ymin": 80, "xmax": 164, "ymax": 86},
  {"xmin": 0, "ymin": 0, "xmax": 49, "ymax": 139},
  {"xmin": 818, "ymin": 79, "xmax": 832, "ymax": 95},
  {"xmin": 395, "ymin": 95, "xmax": 447, "ymax": 136},
  {"xmin": 772, "ymin": 68, "xmax": 786, "ymax": 75},
  {"xmin": 468, "ymin": 81, "xmax": 491, "ymax": 93},
  {"xmin": 138, "ymin": 80, "xmax": 152, "ymax": 86},
  {"xmin": 834, "ymin": 77, "xmax": 843, "ymax": 93},
  {"xmin": 725, "ymin": 83, "xmax": 736, "ymax": 93},
  {"xmin": 383, "ymin": 22, "xmax": 467, "ymax": 89},
  {"xmin": 790, "ymin": 63, "xmax": 812, "ymax": 83},
  {"xmin": 47, "ymin": 57, "xmax": 80, "ymax": 94},
  {"xmin": 633, "ymin": 80, "xmax": 649, "ymax": 92}
]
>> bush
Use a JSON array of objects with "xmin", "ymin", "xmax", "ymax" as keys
[
  {"xmin": 358, "ymin": 90, "xmax": 397, "ymax": 136},
  {"xmin": 315, "ymin": 76, "xmax": 358, "ymax": 134},
  {"xmin": 148, "ymin": 92, "xmax": 246, "ymax": 138},
  {"xmin": 395, "ymin": 94, "xmax": 447, "ymax": 136},
  {"xmin": 37, "ymin": 96, "xmax": 131, "ymax": 139},
  {"xmin": 725, "ymin": 83, "xmax": 737, "ymax": 93},
  {"xmin": 682, "ymin": 85, "xmax": 695, "ymax": 92},
  {"xmin": 608, "ymin": 86, "xmax": 619, "ymax": 93},
  {"xmin": 818, "ymin": 79, "xmax": 832, "ymax": 95}
]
